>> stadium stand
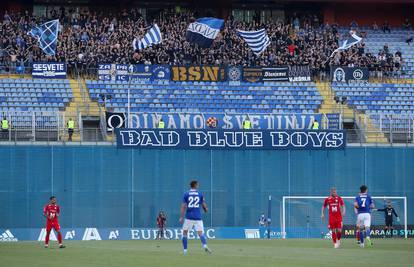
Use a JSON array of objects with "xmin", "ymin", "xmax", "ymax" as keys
[
  {"xmin": 0, "ymin": 9, "xmax": 407, "ymax": 75},
  {"xmin": 332, "ymin": 82, "xmax": 414, "ymax": 115},
  {"xmin": 0, "ymin": 78, "xmax": 72, "ymax": 138},
  {"xmin": 86, "ymin": 80, "xmax": 323, "ymax": 114},
  {"xmin": 332, "ymin": 81, "xmax": 414, "ymax": 141},
  {"xmin": 339, "ymin": 27, "xmax": 414, "ymax": 78},
  {"xmin": 353, "ymin": 28, "xmax": 414, "ymax": 78},
  {"xmin": 1, "ymin": 6, "xmax": 414, "ymax": 142},
  {"xmin": 0, "ymin": 78, "xmax": 72, "ymax": 112}
]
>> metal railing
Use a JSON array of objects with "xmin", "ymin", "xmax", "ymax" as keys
[
  {"xmin": 0, "ymin": 111, "xmax": 82, "ymax": 142},
  {"xmin": 1, "ymin": 63, "xmax": 413, "ymax": 81}
]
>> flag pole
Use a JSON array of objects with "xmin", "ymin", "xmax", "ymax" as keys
[{"xmin": 128, "ymin": 76, "xmax": 132, "ymax": 128}]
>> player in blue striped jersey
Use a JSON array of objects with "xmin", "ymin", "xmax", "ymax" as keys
[
  {"xmin": 354, "ymin": 185, "xmax": 375, "ymax": 248},
  {"xmin": 179, "ymin": 180, "xmax": 211, "ymax": 255}
]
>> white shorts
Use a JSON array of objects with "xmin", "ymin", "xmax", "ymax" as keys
[
  {"xmin": 182, "ymin": 219, "xmax": 204, "ymax": 232},
  {"xmin": 357, "ymin": 213, "xmax": 371, "ymax": 228}
]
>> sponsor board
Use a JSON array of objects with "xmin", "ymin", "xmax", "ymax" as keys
[
  {"xmin": 116, "ymin": 129, "xmax": 346, "ymax": 150},
  {"xmin": 0, "ymin": 227, "xmax": 283, "ymax": 241},
  {"xmin": 32, "ymin": 62, "xmax": 67, "ymax": 78},
  {"xmin": 330, "ymin": 66, "xmax": 369, "ymax": 83},
  {"xmin": 342, "ymin": 225, "xmax": 414, "ymax": 238},
  {"xmin": 3, "ymin": 226, "xmax": 412, "ymax": 241},
  {"xmin": 244, "ymin": 229, "xmax": 261, "ymax": 239},
  {"xmin": 0, "ymin": 229, "xmax": 18, "ymax": 242},
  {"xmin": 171, "ymin": 66, "xmax": 226, "ymax": 82}
]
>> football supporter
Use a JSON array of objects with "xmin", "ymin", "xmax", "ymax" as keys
[{"xmin": 0, "ymin": 8, "xmax": 400, "ymax": 77}]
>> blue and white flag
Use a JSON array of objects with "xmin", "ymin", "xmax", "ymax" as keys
[
  {"xmin": 132, "ymin": 24, "xmax": 162, "ymax": 50},
  {"xmin": 236, "ymin": 29, "xmax": 270, "ymax": 56},
  {"xmin": 186, "ymin": 17, "xmax": 224, "ymax": 48},
  {"xmin": 330, "ymin": 31, "xmax": 362, "ymax": 57},
  {"xmin": 28, "ymin": 19, "xmax": 59, "ymax": 56}
]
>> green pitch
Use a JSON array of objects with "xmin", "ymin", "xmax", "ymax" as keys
[{"xmin": 1, "ymin": 239, "xmax": 413, "ymax": 267}]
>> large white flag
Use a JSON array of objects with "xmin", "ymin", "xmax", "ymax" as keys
[
  {"xmin": 236, "ymin": 29, "xmax": 270, "ymax": 56},
  {"xmin": 132, "ymin": 24, "xmax": 162, "ymax": 50}
]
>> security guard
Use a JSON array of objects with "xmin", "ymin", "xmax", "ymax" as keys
[
  {"xmin": 1, "ymin": 117, "xmax": 9, "ymax": 140},
  {"xmin": 243, "ymin": 117, "xmax": 252, "ymax": 129},
  {"xmin": 157, "ymin": 118, "xmax": 165, "ymax": 129},
  {"xmin": 67, "ymin": 118, "xmax": 75, "ymax": 141},
  {"xmin": 312, "ymin": 120, "xmax": 319, "ymax": 130}
]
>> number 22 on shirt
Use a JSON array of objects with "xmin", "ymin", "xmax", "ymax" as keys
[{"xmin": 188, "ymin": 196, "xmax": 200, "ymax": 208}]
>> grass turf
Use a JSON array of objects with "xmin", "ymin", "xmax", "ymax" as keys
[{"xmin": 0, "ymin": 239, "xmax": 413, "ymax": 267}]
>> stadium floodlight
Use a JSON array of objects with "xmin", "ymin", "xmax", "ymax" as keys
[{"xmin": 281, "ymin": 196, "xmax": 408, "ymax": 239}]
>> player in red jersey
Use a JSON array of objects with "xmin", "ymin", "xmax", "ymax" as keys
[
  {"xmin": 43, "ymin": 196, "xmax": 65, "ymax": 248},
  {"xmin": 156, "ymin": 211, "xmax": 167, "ymax": 239},
  {"xmin": 321, "ymin": 188, "xmax": 345, "ymax": 248}
]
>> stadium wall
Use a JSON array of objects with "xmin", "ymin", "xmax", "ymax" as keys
[
  {"xmin": 323, "ymin": 2, "xmax": 414, "ymax": 26},
  {"xmin": 0, "ymin": 146, "xmax": 413, "ymax": 229}
]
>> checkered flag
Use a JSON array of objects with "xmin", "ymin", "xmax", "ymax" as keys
[{"xmin": 28, "ymin": 19, "xmax": 60, "ymax": 56}]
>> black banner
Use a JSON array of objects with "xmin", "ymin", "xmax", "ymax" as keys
[
  {"xmin": 288, "ymin": 65, "xmax": 311, "ymax": 82},
  {"xmin": 262, "ymin": 67, "xmax": 289, "ymax": 82},
  {"xmin": 330, "ymin": 66, "xmax": 369, "ymax": 83},
  {"xmin": 243, "ymin": 66, "xmax": 312, "ymax": 83},
  {"xmin": 106, "ymin": 112, "xmax": 126, "ymax": 131},
  {"xmin": 242, "ymin": 67, "xmax": 263, "ymax": 83},
  {"xmin": 227, "ymin": 66, "xmax": 242, "ymax": 82}
]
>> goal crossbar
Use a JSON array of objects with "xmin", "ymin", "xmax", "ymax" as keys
[{"xmin": 281, "ymin": 196, "xmax": 408, "ymax": 239}]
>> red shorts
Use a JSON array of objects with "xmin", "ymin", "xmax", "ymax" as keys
[
  {"xmin": 328, "ymin": 219, "xmax": 343, "ymax": 230},
  {"xmin": 46, "ymin": 220, "xmax": 61, "ymax": 231}
]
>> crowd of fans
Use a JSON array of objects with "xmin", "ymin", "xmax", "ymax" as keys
[{"xmin": 0, "ymin": 7, "xmax": 412, "ymax": 78}]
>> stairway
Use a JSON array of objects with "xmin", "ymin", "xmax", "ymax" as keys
[
  {"xmin": 316, "ymin": 82, "xmax": 387, "ymax": 143},
  {"xmin": 63, "ymin": 79, "xmax": 82, "ymax": 141},
  {"xmin": 65, "ymin": 79, "xmax": 102, "ymax": 142},
  {"xmin": 355, "ymin": 114, "xmax": 388, "ymax": 143},
  {"xmin": 316, "ymin": 82, "xmax": 355, "ymax": 121},
  {"xmin": 79, "ymin": 79, "xmax": 107, "ymax": 142}
]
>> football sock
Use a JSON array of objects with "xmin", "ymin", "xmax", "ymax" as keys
[
  {"xmin": 182, "ymin": 236, "xmax": 188, "ymax": 250},
  {"xmin": 360, "ymin": 230, "xmax": 364, "ymax": 243},
  {"xmin": 356, "ymin": 230, "xmax": 360, "ymax": 241},
  {"xmin": 45, "ymin": 230, "xmax": 51, "ymax": 245},
  {"xmin": 57, "ymin": 232, "xmax": 62, "ymax": 244},
  {"xmin": 332, "ymin": 232, "xmax": 337, "ymax": 244},
  {"xmin": 365, "ymin": 227, "xmax": 371, "ymax": 238},
  {"xmin": 337, "ymin": 231, "xmax": 342, "ymax": 240},
  {"xmin": 200, "ymin": 234, "xmax": 207, "ymax": 247}
]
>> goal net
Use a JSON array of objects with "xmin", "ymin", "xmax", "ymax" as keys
[{"xmin": 281, "ymin": 196, "xmax": 408, "ymax": 239}]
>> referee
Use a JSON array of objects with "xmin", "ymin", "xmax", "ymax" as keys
[{"xmin": 374, "ymin": 201, "xmax": 400, "ymax": 237}]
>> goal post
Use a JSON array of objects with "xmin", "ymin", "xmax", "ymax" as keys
[{"xmin": 282, "ymin": 196, "xmax": 408, "ymax": 239}]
